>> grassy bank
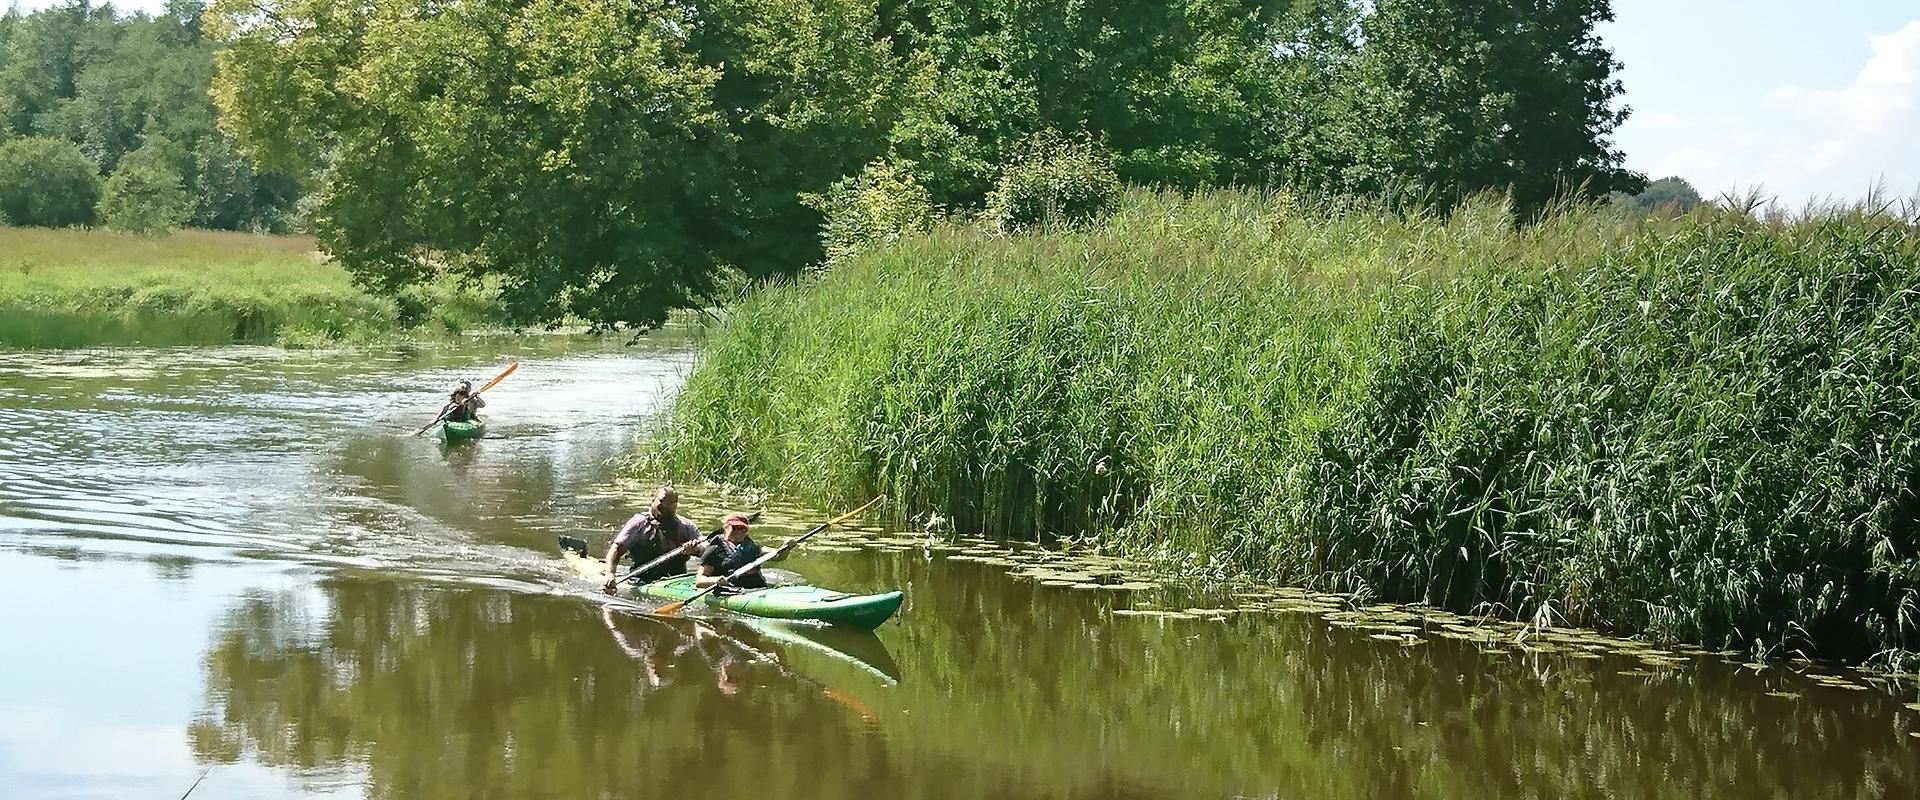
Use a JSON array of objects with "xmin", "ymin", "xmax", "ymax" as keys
[
  {"xmin": 0, "ymin": 228, "xmax": 497, "ymax": 348},
  {"xmin": 647, "ymin": 188, "xmax": 1920, "ymax": 664}
]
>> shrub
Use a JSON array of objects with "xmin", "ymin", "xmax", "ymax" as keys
[
  {"xmin": 0, "ymin": 136, "xmax": 102, "ymax": 227},
  {"xmin": 983, "ymin": 132, "xmax": 1121, "ymax": 232},
  {"xmin": 805, "ymin": 159, "xmax": 937, "ymax": 269},
  {"xmin": 98, "ymin": 147, "xmax": 195, "ymax": 236}
]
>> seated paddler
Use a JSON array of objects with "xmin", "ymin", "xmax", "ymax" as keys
[
  {"xmin": 694, "ymin": 513, "xmax": 794, "ymax": 592},
  {"xmin": 602, "ymin": 485, "xmax": 704, "ymax": 592}
]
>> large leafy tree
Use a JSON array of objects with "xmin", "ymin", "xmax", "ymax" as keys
[
  {"xmin": 210, "ymin": 0, "xmax": 1637, "ymax": 327},
  {"xmin": 211, "ymin": 0, "xmax": 904, "ymax": 329},
  {"xmin": 878, "ymin": 0, "xmax": 1304, "ymax": 204},
  {"xmin": 1310, "ymin": 0, "xmax": 1638, "ymax": 210}
]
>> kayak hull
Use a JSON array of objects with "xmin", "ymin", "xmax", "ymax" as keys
[
  {"xmin": 438, "ymin": 419, "xmax": 485, "ymax": 441},
  {"xmin": 559, "ymin": 544, "xmax": 903, "ymax": 630},
  {"xmin": 637, "ymin": 575, "xmax": 905, "ymax": 631}
]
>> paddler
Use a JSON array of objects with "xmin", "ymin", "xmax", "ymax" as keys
[
  {"xmin": 692, "ymin": 512, "xmax": 793, "ymax": 592},
  {"xmin": 602, "ymin": 485, "xmax": 704, "ymax": 592},
  {"xmin": 442, "ymin": 380, "xmax": 486, "ymax": 423}
]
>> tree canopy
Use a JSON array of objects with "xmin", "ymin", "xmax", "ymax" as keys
[
  {"xmin": 209, "ymin": 0, "xmax": 1641, "ymax": 330},
  {"xmin": 0, "ymin": 0, "xmax": 296, "ymax": 232}
]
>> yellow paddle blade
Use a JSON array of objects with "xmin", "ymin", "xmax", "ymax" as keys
[
  {"xmin": 656, "ymin": 598, "xmax": 690, "ymax": 616},
  {"xmin": 477, "ymin": 360, "xmax": 519, "ymax": 393}
]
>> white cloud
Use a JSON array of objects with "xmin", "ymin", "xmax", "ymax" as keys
[{"xmin": 1637, "ymin": 21, "xmax": 1920, "ymax": 207}]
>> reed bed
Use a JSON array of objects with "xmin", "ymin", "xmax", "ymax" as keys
[
  {"xmin": 646, "ymin": 188, "xmax": 1920, "ymax": 663},
  {"xmin": 0, "ymin": 227, "xmax": 496, "ymax": 347}
]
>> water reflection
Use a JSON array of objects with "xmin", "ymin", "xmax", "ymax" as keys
[{"xmin": 191, "ymin": 579, "xmax": 928, "ymax": 799}]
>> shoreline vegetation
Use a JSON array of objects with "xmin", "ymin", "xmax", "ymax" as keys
[
  {"xmin": 646, "ymin": 188, "xmax": 1920, "ymax": 667},
  {"xmin": 0, "ymin": 227, "xmax": 498, "ymax": 348}
]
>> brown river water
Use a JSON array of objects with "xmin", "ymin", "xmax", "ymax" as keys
[{"xmin": 1, "ymin": 335, "xmax": 1916, "ymax": 799}]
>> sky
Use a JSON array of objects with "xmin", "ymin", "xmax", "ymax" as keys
[
  {"xmin": 9, "ymin": 0, "xmax": 1918, "ymax": 207},
  {"xmin": 1602, "ymin": 1, "xmax": 1919, "ymax": 207}
]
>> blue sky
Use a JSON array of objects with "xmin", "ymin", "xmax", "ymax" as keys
[
  {"xmin": 11, "ymin": 0, "xmax": 1918, "ymax": 206},
  {"xmin": 1603, "ymin": 1, "xmax": 1919, "ymax": 206}
]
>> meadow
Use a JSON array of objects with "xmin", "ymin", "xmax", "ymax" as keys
[{"xmin": 0, "ymin": 227, "xmax": 495, "ymax": 348}]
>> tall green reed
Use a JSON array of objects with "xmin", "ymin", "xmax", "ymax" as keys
[{"xmin": 647, "ymin": 188, "xmax": 1920, "ymax": 662}]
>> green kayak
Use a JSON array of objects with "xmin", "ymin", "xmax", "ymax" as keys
[
  {"xmin": 438, "ymin": 418, "xmax": 485, "ymax": 441},
  {"xmin": 558, "ymin": 539, "xmax": 905, "ymax": 630}
]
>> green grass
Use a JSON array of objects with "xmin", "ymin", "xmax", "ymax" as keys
[
  {"xmin": 0, "ymin": 227, "xmax": 497, "ymax": 347},
  {"xmin": 645, "ymin": 187, "xmax": 1920, "ymax": 665}
]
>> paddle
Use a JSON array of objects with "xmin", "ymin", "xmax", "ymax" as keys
[
  {"xmin": 603, "ymin": 510, "xmax": 764, "ymax": 592},
  {"xmin": 413, "ymin": 360, "xmax": 519, "ymax": 436},
  {"xmin": 658, "ymin": 495, "xmax": 883, "ymax": 616}
]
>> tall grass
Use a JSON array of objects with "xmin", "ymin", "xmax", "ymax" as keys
[
  {"xmin": 648, "ymin": 188, "xmax": 1920, "ymax": 662},
  {"xmin": 0, "ymin": 227, "xmax": 497, "ymax": 348}
]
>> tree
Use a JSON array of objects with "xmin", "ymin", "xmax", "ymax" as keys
[
  {"xmin": 98, "ymin": 137, "xmax": 194, "ymax": 234},
  {"xmin": 207, "ymin": 0, "xmax": 1648, "ymax": 329},
  {"xmin": 1309, "ymin": 0, "xmax": 1640, "ymax": 211},
  {"xmin": 0, "ymin": 135, "xmax": 100, "ymax": 226},
  {"xmin": 211, "ymin": 0, "xmax": 906, "ymax": 330},
  {"xmin": 0, "ymin": 2, "xmax": 297, "ymax": 231},
  {"xmin": 1613, "ymin": 176, "xmax": 1702, "ymax": 215}
]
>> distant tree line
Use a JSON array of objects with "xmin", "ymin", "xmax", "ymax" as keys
[
  {"xmin": 0, "ymin": 0, "xmax": 297, "ymax": 234},
  {"xmin": 1610, "ymin": 176, "xmax": 1704, "ymax": 216},
  {"xmin": 209, "ymin": 0, "xmax": 1642, "ymax": 329}
]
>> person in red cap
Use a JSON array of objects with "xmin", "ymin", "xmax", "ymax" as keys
[{"xmin": 694, "ymin": 512, "xmax": 786, "ymax": 591}]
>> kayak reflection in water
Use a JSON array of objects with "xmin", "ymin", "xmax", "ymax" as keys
[{"xmin": 694, "ymin": 513, "xmax": 796, "ymax": 592}]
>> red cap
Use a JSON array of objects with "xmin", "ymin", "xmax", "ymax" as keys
[{"xmin": 723, "ymin": 513, "xmax": 752, "ymax": 530}]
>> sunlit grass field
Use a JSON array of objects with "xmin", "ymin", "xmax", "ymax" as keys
[{"xmin": 0, "ymin": 227, "xmax": 494, "ymax": 347}]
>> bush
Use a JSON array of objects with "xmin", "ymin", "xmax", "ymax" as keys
[
  {"xmin": 805, "ymin": 159, "xmax": 936, "ymax": 268},
  {"xmin": 983, "ymin": 132, "xmax": 1121, "ymax": 232},
  {"xmin": 0, "ymin": 136, "xmax": 102, "ymax": 227},
  {"xmin": 98, "ymin": 144, "xmax": 195, "ymax": 236}
]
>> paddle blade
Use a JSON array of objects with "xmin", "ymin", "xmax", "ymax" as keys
[
  {"xmin": 478, "ymin": 360, "xmax": 520, "ymax": 393},
  {"xmin": 656, "ymin": 598, "xmax": 690, "ymax": 616}
]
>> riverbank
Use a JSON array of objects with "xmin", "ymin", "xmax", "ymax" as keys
[
  {"xmin": 0, "ymin": 227, "xmax": 497, "ymax": 348},
  {"xmin": 645, "ymin": 188, "xmax": 1920, "ymax": 665}
]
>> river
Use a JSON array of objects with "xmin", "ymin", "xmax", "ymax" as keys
[{"xmin": 1, "ymin": 336, "xmax": 1915, "ymax": 799}]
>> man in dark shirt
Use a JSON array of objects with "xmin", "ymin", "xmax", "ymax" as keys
[
  {"xmin": 602, "ymin": 486, "xmax": 704, "ymax": 592},
  {"xmin": 695, "ymin": 513, "xmax": 788, "ymax": 591}
]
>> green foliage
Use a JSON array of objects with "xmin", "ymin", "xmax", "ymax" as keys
[
  {"xmin": 98, "ymin": 137, "xmax": 194, "ymax": 235},
  {"xmin": 647, "ymin": 188, "xmax": 1920, "ymax": 662},
  {"xmin": 210, "ymin": 0, "xmax": 1636, "ymax": 329},
  {"xmin": 806, "ymin": 158, "xmax": 936, "ymax": 268},
  {"xmin": 0, "ymin": 135, "xmax": 100, "ymax": 226},
  {"xmin": 0, "ymin": 1, "xmax": 294, "ymax": 232},
  {"xmin": 210, "ymin": 0, "xmax": 905, "ymax": 330},
  {"xmin": 1287, "ymin": 0, "xmax": 1638, "ymax": 212},
  {"xmin": 0, "ymin": 226, "xmax": 499, "ymax": 347},
  {"xmin": 982, "ymin": 133, "xmax": 1121, "ymax": 232},
  {"xmin": 1611, "ymin": 176, "xmax": 1703, "ymax": 216}
]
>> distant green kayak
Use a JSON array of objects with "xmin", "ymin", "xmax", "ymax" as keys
[
  {"xmin": 438, "ymin": 418, "xmax": 485, "ymax": 441},
  {"xmin": 558, "ymin": 539, "xmax": 905, "ymax": 630}
]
